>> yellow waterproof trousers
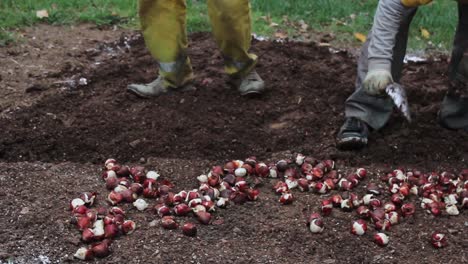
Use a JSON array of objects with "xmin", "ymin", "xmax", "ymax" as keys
[{"xmin": 139, "ymin": 0, "xmax": 257, "ymax": 88}]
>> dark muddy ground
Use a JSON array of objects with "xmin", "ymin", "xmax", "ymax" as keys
[{"xmin": 0, "ymin": 25, "xmax": 466, "ymax": 264}]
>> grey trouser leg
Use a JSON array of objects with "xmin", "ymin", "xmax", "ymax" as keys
[
  {"xmin": 439, "ymin": 95, "xmax": 468, "ymax": 129},
  {"xmin": 439, "ymin": 3, "xmax": 468, "ymax": 130},
  {"xmin": 345, "ymin": 8, "xmax": 418, "ymax": 130}
]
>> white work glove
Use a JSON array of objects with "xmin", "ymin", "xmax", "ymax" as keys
[{"xmin": 362, "ymin": 69, "xmax": 394, "ymax": 96}]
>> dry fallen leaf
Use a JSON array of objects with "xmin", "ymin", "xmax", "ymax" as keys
[
  {"xmin": 36, "ymin": 9, "xmax": 49, "ymax": 19},
  {"xmin": 259, "ymin": 15, "xmax": 272, "ymax": 24},
  {"xmin": 354, "ymin": 32, "xmax": 367, "ymax": 43},
  {"xmin": 335, "ymin": 19, "xmax": 347, "ymax": 26},
  {"xmin": 269, "ymin": 122, "xmax": 289, "ymax": 130},
  {"xmin": 298, "ymin": 20, "xmax": 309, "ymax": 32},
  {"xmin": 274, "ymin": 31, "xmax": 288, "ymax": 39},
  {"xmin": 420, "ymin": 28, "xmax": 431, "ymax": 39},
  {"xmin": 269, "ymin": 22, "xmax": 279, "ymax": 27},
  {"xmin": 318, "ymin": 42, "xmax": 332, "ymax": 47}
]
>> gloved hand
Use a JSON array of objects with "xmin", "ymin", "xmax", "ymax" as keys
[
  {"xmin": 362, "ymin": 69, "xmax": 394, "ymax": 96},
  {"xmin": 401, "ymin": 0, "xmax": 433, "ymax": 7}
]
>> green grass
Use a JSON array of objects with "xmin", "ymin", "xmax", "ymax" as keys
[
  {"xmin": 0, "ymin": 0, "xmax": 138, "ymax": 28},
  {"xmin": 0, "ymin": 0, "xmax": 459, "ymax": 52},
  {"xmin": 250, "ymin": 0, "xmax": 457, "ymax": 51}
]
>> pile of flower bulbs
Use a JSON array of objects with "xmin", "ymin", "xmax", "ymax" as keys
[
  {"xmin": 269, "ymin": 154, "xmax": 365, "ymax": 205},
  {"xmin": 69, "ymin": 192, "xmax": 136, "ymax": 260},
  {"xmin": 380, "ymin": 169, "xmax": 467, "ymax": 248},
  {"xmin": 264, "ymin": 154, "xmax": 391, "ymax": 245},
  {"xmin": 311, "ymin": 167, "xmax": 467, "ymax": 248},
  {"xmin": 381, "ymin": 169, "xmax": 467, "ymax": 218},
  {"xmin": 101, "ymin": 158, "xmax": 262, "ymax": 237}
]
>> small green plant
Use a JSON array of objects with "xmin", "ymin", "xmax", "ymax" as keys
[{"xmin": 0, "ymin": 28, "xmax": 16, "ymax": 46}]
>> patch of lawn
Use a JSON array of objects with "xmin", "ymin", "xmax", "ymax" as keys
[{"xmin": 0, "ymin": 0, "xmax": 459, "ymax": 52}]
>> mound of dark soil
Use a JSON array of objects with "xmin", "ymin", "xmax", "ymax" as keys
[
  {"xmin": 0, "ymin": 27, "xmax": 466, "ymax": 264},
  {"xmin": 1, "ymin": 32, "xmax": 466, "ymax": 169}
]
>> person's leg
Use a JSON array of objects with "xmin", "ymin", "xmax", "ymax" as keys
[
  {"xmin": 128, "ymin": 0, "xmax": 194, "ymax": 97},
  {"xmin": 439, "ymin": 3, "xmax": 468, "ymax": 130},
  {"xmin": 337, "ymin": 7, "xmax": 418, "ymax": 149},
  {"xmin": 207, "ymin": 0, "xmax": 264, "ymax": 95},
  {"xmin": 346, "ymin": 7, "xmax": 418, "ymax": 130}
]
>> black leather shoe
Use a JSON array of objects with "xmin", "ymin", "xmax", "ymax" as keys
[{"xmin": 336, "ymin": 117, "xmax": 370, "ymax": 150}]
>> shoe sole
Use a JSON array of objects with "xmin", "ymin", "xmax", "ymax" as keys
[
  {"xmin": 336, "ymin": 137, "xmax": 368, "ymax": 150},
  {"xmin": 126, "ymin": 87, "xmax": 154, "ymax": 98},
  {"xmin": 240, "ymin": 90, "xmax": 264, "ymax": 96},
  {"xmin": 239, "ymin": 85, "xmax": 265, "ymax": 96},
  {"xmin": 126, "ymin": 84, "xmax": 196, "ymax": 98}
]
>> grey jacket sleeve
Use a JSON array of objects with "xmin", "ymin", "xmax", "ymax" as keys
[{"xmin": 368, "ymin": 0, "xmax": 407, "ymax": 71}]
